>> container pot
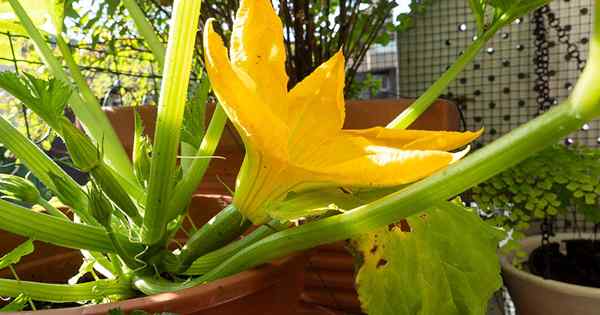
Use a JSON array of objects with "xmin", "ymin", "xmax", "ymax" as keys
[
  {"xmin": 501, "ymin": 233, "xmax": 600, "ymax": 315},
  {"xmin": 0, "ymin": 194, "xmax": 307, "ymax": 314},
  {"xmin": 1, "ymin": 252, "xmax": 306, "ymax": 315},
  {"xmin": 302, "ymin": 98, "xmax": 460, "ymax": 314}
]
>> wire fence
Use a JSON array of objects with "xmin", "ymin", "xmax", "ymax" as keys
[{"xmin": 396, "ymin": 0, "xmax": 595, "ymax": 147}]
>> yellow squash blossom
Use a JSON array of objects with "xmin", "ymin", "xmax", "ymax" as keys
[{"xmin": 204, "ymin": 0, "xmax": 482, "ymax": 224}]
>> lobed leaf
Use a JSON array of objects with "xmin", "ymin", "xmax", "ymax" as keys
[{"xmin": 351, "ymin": 202, "xmax": 502, "ymax": 315}]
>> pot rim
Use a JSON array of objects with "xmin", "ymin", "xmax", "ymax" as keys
[
  {"xmin": 10, "ymin": 253, "xmax": 303, "ymax": 315},
  {"xmin": 500, "ymin": 232, "xmax": 600, "ymax": 298}
]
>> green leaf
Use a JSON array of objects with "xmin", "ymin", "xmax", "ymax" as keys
[
  {"xmin": 350, "ymin": 202, "xmax": 502, "ymax": 315},
  {"xmin": 0, "ymin": 72, "xmax": 71, "ymax": 128},
  {"xmin": 181, "ymin": 77, "xmax": 210, "ymax": 150},
  {"xmin": 0, "ymin": 239, "xmax": 34, "ymax": 270}
]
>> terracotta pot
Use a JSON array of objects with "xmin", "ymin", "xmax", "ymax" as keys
[
  {"xmin": 301, "ymin": 98, "xmax": 460, "ymax": 314},
  {"xmin": 344, "ymin": 98, "xmax": 459, "ymax": 131},
  {"xmin": 501, "ymin": 233, "xmax": 600, "ymax": 315},
  {"xmin": 2, "ymin": 252, "xmax": 306, "ymax": 315},
  {"xmin": 0, "ymin": 194, "xmax": 307, "ymax": 314}
]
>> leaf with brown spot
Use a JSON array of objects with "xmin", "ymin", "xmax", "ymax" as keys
[{"xmin": 350, "ymin": 201, "xmax": 503, "ymax": 315}]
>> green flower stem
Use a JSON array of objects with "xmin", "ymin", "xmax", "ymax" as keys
[
  {"xmin": 387, "ymin": 26, "xmax": 499, "ymax": 129},
  {"xmin": 197, "ymin": 101, "xmax": 588, "ymax": 284},
  {"xmin": 37, "ymin": 198, "xmax": 69, "ymax": 220},
  {"xmin": 7, "ymin": 0, "xmax": 134, "ymax": 183},
  {"xmin": 175, "ymin": 205, "xmax": 251, "ymax": 273},
  {"xmin": 183, "ymin": 220, "xmax": 287, "ymax": 275},
  {"xmin": 105, "ymin": 229, "xmax": 143, "ymax": 269},
  {"xmin": 55, "ymin": 35, "xmax": 97, "ymax": 115},
  {"xmin": 142, "ymin": 0, "xmax": 202, "ymax": 244},
  {"xmin": 122, "ymin": 0, "xmax": 166, "ymax": 69},
  {"xmin": 0, "ymin": 199, "xmax": 143, "ymax": 254},
  {"xmin": 0, "ymin": 115, "xmax": 91, "ymax": 221},
  {"xmin": 166, "ymin": 105, "xmax": 228, "ymax": 222},
  {"xmin": 0, "ymin": 278, "xmax": 134, "ymax": 302}
]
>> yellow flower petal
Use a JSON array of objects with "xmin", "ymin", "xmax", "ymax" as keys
[
  {"xmin": 230, "ymin": 0, "xmax": 288, "ymax": 119},
  {"xmin": 287, "ymin": 51, "xmax": 346, "ymax": 160},
  {"xmin": 203, "ymin": 20, "xmax": 288, "ymax": 158},
  {"xmin": 343, "ymin": 127, "xmax": 483, "ymax": 151},
  {"xmin": 204, "ymin": 2, "xmax": 483, "ymax": 225},
  {"xmin": 299, "ymin": 133, "xmax": 461, "ymax": 187}
]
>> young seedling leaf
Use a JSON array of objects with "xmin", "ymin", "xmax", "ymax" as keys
[
  {"xmin": 350, "ymin": 202, "xmax": 502, "ymax": 315},
  {"xmin": 0, "ymin": 239, "xmax": 34, "ymax": 270}
]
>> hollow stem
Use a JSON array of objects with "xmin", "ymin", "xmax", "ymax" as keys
[
  {"xmin": 166, "ymin": 104, "xmax": 228, "ymax": 222},
  {"xmin": 0, "ymin": 278, "xmax": 134, "ymax": 302},
  {"xmin": 142, "ymin": 0, "xmax": 202, "ymax": 244},
  {"xmin": 0, "ymin": 199, "xmax": 143, "ymax": 254},
  {"xmin": 183, "ymin": 221, "xmax": 286, "ymax": 275},
  {"xmin": 175, "ymin": 205, "xmax": 251, "ymax": 273}
]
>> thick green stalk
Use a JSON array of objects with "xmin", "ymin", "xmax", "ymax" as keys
[
  {"xmin": 0, "ymin": 115, "xmax": 91, "ymax": 220},
  {"xmin": 200, "ymin": 101, "xmax": 588, "ymax": 284},
  {"xmin": 7, "ymin": 0, "xmax": 134, "ymax": 182},
  {"xmin": 142, "ymin": 0, "xmax": 202, "ymax": 244},
  {"xmin": 122, "ymin": 0, "xmax": 166, "ymax": 68},
  {"xmin": 571, "ymin": 1, "xmax": 600, "ymax": 119},
  {"xmin": 175, "ymin": 205, "xmax": 251, "ymax": 272},
  {"xmin": 166, "ymin": 105, "xmax": 228, "ymax": 222},
  {"xmin": 0, "ymin": 278, "xmax": 134, "ymax": 302},
  {"xmin": 183, "ymin": 221, "xmax": 286, "ymax": 275},
  {"xmin": 0, "ymin": 199, "xmax": 143, "ymax": 254},
  {"xmin": 387, "ymin": 24, "xmax": 501, "ymax": 129}
]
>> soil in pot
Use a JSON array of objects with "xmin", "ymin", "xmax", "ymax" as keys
[{"xmin": 529, "ymin": 239, "xmax": 600, "ymax": 288}]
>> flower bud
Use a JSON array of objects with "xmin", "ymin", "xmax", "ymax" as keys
[
  {"xmin": 0, "ymin": 174, "xmax": 40, "ymax": 204},
  {"xmin": 58, "ymin": 118, "xmax": 101, "ymax": 172},
  {"xmin": 91, "ymin": 164, "xmax": 142, "ymax": 226},
  {"xmin": 88, "ymin": 183, "xmax": 113, "ymax": 228}
]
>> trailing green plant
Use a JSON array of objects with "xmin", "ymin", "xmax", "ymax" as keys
[
  {"xmin": 472, "ymin": 144, "xmax": 600, "ymax": 245},
  {"xmin": 0, "ymin": 0, "xmax": 599, "ymax": 315}
]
